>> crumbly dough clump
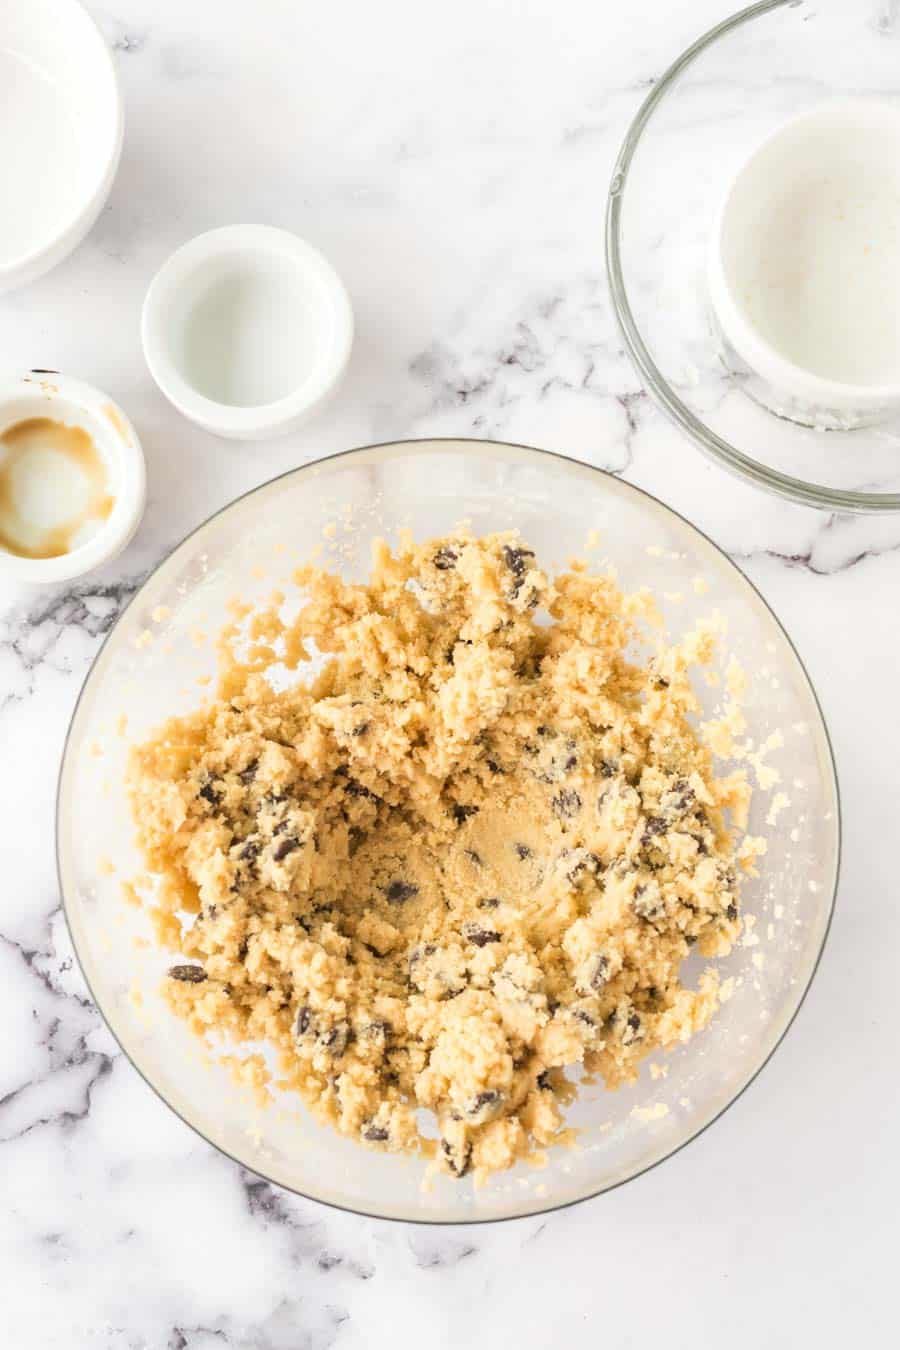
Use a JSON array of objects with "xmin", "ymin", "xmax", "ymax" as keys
[{"xmin": 129, "ymin": 531, "xmax": 752, "ymax": 1182}]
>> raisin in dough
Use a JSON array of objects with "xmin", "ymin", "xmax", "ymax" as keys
[{"xmin": 129, "ymin": 531, "xmax": 752, "ymax": 1182}]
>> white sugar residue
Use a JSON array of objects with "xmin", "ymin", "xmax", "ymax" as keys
[
  {"xmin": 632, "ymin": 1102, "xmax": 669, "ymax": 1123},
  {"xmin": 766, "ymin": 791, "xmax": 791, "ymax": 826}
]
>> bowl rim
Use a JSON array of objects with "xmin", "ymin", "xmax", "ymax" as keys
[
  {"xmin": 0, "ymin": 0, "xmax": 124, "ymax": 281},
  {"xmin": 604, "ymin": 0, "xmax": 900, "ymax": 514},
  {"xmin": 56, "ymin": 437, "xmax": 842, "ymax": 1224}
]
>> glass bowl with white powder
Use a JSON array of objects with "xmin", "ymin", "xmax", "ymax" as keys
[{"xmin": 607, "ymin": 0, "xmax": 900, "ymax": 513}]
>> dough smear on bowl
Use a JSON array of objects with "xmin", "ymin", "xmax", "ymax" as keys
[{"xmin": 129, "ymin": 531, "xmax": 760, "ymax": 1182}]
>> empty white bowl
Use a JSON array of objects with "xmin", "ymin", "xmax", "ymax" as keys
[
  {"xmin": 141, "ymin": 225, "xmax": 355, "ymax": 439},
  {"xmin": 0, "ymin": 372, "xmax": 146, "ymax": 584},
  {"xmin": 0, "ymin": 0, "xmax": 123, "ymax": 294}
]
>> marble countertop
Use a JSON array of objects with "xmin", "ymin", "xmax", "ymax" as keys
[{"xmin": 1, "ymin": 0, "xmax": 896, "ymax": 1344}]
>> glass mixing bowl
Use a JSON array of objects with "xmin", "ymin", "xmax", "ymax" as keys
[
  {"xmin": 606, "ymin": 0, "xmax": 900, "ymax": 512},
  {"xmin": 57, "ymin": 441, "xmax": 839, "ymax": 1222}
]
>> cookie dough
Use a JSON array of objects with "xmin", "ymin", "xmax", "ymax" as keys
[{"xmin": 129, "ymin": 531, "xmax": 755, "ymax": 1182}]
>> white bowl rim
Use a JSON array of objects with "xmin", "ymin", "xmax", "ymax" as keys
[{"xmin": 55, "ymin": 438, "xmax": 842, "ymax": 1225}]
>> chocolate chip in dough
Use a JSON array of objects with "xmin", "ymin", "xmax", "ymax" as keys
[
  {"xmin": 577, "ymin": 953, "xmax": 609, "ymax": 994},
  {"xmin": 563, "ymin": 849, "xmax": 602, "ymax": 884},
  {"xmin": 465, "ymin": 1089, "xmax": 501, "ymax": 1121},
  {"xmin": 463, "ymin": 923, "xmax": 500, "ymax": 948},
  {"xmin": 433, "ymin": 546, "xmax": 459, "ymax": 570},
  {"xmin": 502, "ymin": 544, "xmax": 535, "ymax": 597},
  {"xmin": 552, "ymin": 788, "xmax": 582, "ymax": 819},
  {"xmin": 409, "ymin": 943, "xmax": 437, "ymax": 970},
  {"xmin": 664, "ymin": 779, "xmax": 695, "ymax": 816},
  {"xmin": 385, "ymin": 880, "xmax": 419, "ymax": 904},
  {"xmin": 502, "ymin": 544, "xmax": 533, "ymax": 577},
  {"xmin": 318, "ymin": 1022, "xmax": 351, "ymax": 1057},
  {"xmin": 169, "ymin": 964, "xmax": 207, "ymax": 983},
  {"xmin": 441, "ymin": 1137, "xmax": 471, "ymax": 1177},
  {"xmin": 642, "ymin": 816, "xmax": 668, "ymax": 845},
  {"xmin": 272, "ymin": 836, "xmax": 300, "ymax": 862},
  {"xmin": 198, "ymin": 779, "xmax": 221, "ymax": 806}
]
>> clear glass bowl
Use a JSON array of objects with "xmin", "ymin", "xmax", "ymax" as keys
[
  {"xmin": 57, "ymin": 441, "xmax": 840, "ymax": 1222},
  {"xmin": 606, "ymin": 0, "xmax": 900, "ymax": 513}
]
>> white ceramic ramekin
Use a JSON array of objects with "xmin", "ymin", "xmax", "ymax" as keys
[
  {"xmin": 0, "ymin": 0, "xmax": 123, "ymax": 294},
  {"xmin": 708, "ymin": 98, "xmax": 900, "ymax": 429},
  {"xmin": 141, "ymin": 225, "xmax": 354, "ymax": 439},
  {"xmin": 0, "ymin": 373, "xmax": 146, "ymax": 584}
]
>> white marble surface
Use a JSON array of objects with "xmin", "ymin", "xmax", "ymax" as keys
[{"xmin": 1, "ymin": 0, "xmax": 897, "ymax": 1344}]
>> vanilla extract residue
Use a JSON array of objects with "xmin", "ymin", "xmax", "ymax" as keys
[{"xmin": 0, "ymin": 417, "xmax": 114, "ymax": 560}]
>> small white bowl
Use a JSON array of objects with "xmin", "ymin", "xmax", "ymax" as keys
[
  {"xmin": 0, "ymin": 372, "xmax": 146, "ymax": 584},
  {"xmin": 0, "ymin": 0, "xmax": 123, "ymax": 294},
  {"xmin": 708, "ymin": 98, "xmax": 900, "ymax": 429},
  {"xmin": 141, "ymin": 225, "xmax": 355, "ymax": 439}
]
